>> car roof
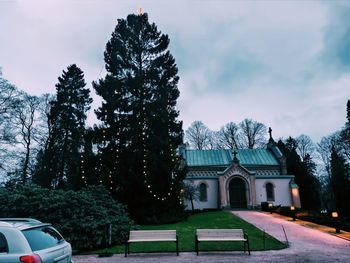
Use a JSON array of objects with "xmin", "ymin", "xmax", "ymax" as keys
[
  {"xmin": 0, "ymin": 218, "xmax": 51, "ymax": 231},
  {"xmin": 0, "ymin": 218, "xmax": 42, "ymax": 223}
]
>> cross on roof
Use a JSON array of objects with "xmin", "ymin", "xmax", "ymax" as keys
[
  {"xmin": 269, "ymin": 127, "xmax": 272, "ymax": 140},
  {"xmin": 233, "ymin": 149, "xmax": 238, "ymax": 161}
]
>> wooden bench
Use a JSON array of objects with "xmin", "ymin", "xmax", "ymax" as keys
[
  {"xmin": 125, "ymin": 230, "xmax": 179, "ymax": 257},
  {"xmin": 195, "ymin": 229, "xmax": 250, "ymax": 255}
]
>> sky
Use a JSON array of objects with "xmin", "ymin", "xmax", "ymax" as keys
[{"xmin": 1, "ymin": 0, "xmax": 350, "ymax": 143}]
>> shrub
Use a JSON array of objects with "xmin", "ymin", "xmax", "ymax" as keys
[{"xmin": 0, "ymin": 184, "xmax": 135, "ymax": 250}]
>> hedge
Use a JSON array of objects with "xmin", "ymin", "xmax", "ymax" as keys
[{"xmin": 0, "ymin": 184, "xmax": 136, "ymax": 250}]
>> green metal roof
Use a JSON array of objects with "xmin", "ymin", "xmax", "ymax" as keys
[{"xmin": 185, "ymin": 149, "xmax": 279, "ymax": 167}]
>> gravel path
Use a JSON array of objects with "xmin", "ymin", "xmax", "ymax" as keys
[{"xmin": 73, "ymin": 211, "xmax": 350, "ymax": 263}]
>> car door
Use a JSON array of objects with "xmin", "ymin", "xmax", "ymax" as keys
[
  {"xmin": 21, "ymin": 226, "xmax": 72, "ymax": 263},
  {"xmin": 0, "ymin": 229, "xmax": 33, "ymax": 263}
]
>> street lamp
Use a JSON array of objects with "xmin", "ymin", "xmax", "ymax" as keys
[
  {"xmin": 268, "ymin": 203, "xmax": 273, "ymax": 214},
  {"xmin": 331, "ymin": 211, "xmax": 340, "ymax": 233},
  {"xmin": 290, "ymin": 205, "xmax": 296, "ymax": 221}
]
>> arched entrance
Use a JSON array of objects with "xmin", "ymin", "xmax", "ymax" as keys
[{"xmin": 229, "ymin": 177, "xmax": 247, "ymax": 208}]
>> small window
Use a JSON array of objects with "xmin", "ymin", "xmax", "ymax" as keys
[
  {"xmin": 22, "ymin": 226, "xmax": 64, "ymax": 251},
  {"xmin": 266, "ymin": 183, "xmax": 275, "ymax": 201},
  {"xmin": 199, "ymin": 183, "xmax": 208, "ymax": 202},
  {"xmin": 0, "ymin": 233, "xmax": 8, "ymax": 253}
]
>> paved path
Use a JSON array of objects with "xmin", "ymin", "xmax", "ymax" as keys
[{"xmin": 73, "ymin": 211, "xmax": 350, "ymax": 263}]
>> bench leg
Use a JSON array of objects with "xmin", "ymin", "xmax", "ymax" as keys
[
  {"xmin": 195, "ymin": 238, "xmax": 199, "ymax": 256},
  {"xmin": 176, "ymin": 237, "xmax": 179, "ymax": 256},
  {"xmin": 244, "ymin": 241, "xmax": 246, "ymax": 253},
  {"xmin": 125, "ymin": 243, "xmax": 127, "ymax": 257},
  {"xmin": 244, "ymin": 232, "xmax": 251, "ymax": 256}
]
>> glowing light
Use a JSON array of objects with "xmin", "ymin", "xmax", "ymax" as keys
[
  {"xmin": 292, "ymin": 188, "xmax": 299, "ymax": 197},
  {"xmin": 332, "ymin": 212, "xmax": 339, "ymax": 218}
]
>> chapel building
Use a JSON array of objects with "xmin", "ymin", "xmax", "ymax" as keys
[{"xmin": 181, "ymin": 136, "xmax": 301, "ymax": 210}]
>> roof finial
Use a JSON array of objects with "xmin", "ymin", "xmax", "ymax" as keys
[{"xmin": 268, "ymin": 127, "xmax": 273, "ymax": 140}]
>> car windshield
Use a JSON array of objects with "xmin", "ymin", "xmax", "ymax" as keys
[{"xmin": 22, "ymin": 226, "xmax": 64, "ymax": 251}]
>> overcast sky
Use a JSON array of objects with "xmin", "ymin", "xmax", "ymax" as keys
[{"xmin": 1, "ymin": 0, "xmax": 350, "ymax": 143}]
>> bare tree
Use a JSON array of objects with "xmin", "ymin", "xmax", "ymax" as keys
[
  {"xmin": 34, "ymin": 93, "xmax": 54, "ymax": 150},
  {"xmin": 238, "ymin": 118, "xmax": 267, "ymax": 149},
  {"xmin": 317, "ymin": 132, "xmax": 341, "ymax": 177},
  {"xmin": 182, "ymin": 181, "xmax": 200, "ymax": 213},
  {"xmin": 0, "ymin": 70, "xmax": 17, "ymax": 114},
  {"xmin": 0, "ymin": 70, "xmax": 51, "ymax": 184},
  {"xmin": 316, "ymin": 132, "xmax": 342, "ymax": 210},
  {"xmin": 0, "ymin": 71, "xmax": 19, "ymax": 178},
  {"xmin": 217, "ymin": 122, "xmax": 239, "ymax": 149},
  {"xmin": 185, "ymin": 121, "xmax": 211, "ymax": 150},
  {"xmin": 207, "ymin": 130, "xmax": 221, "ymax": 149},
  {"xmin": 296, "ymin": 134, "xmax": 315, "ymax": 161},
  {"xmin": 12, "ymin": 93, "xmax": 41, "ymax": 183},
  {"xmin": 0, "ymin": 71, "xmax": 18, "ymax": 145}
]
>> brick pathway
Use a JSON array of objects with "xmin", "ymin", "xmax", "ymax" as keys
[{"xmin": 261, "ymin": 211, "xmax": 350, "ymax": 241}]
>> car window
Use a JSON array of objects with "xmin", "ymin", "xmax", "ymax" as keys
[
  {"xmin": 22, "ymin": 226, "xmax": 64, "ymax": 251},
  {"xmin": 0, "ymin": 232, "xmax": 8, "ymax": 253}
]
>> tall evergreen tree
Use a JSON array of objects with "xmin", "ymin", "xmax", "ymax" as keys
[
  {"xmin": 34, "ymin": 64, "xmax": 92, "ymax": 189},
  {"xmin": 347, "ymin": 100, "xmax": 350, "ymax": 124},
  {"xmin": 93, "ymin": 13, "xmax": 184, "ymax": 223},
  {"xmin": 301, "ymin": 153, "xmax": 321, "ymax": 210},
  {"xmin": 342, "ymin": 100, "xmax": 350, "ymax": 161},
  {"xmin": 278, "ymin": 138, "xmax": 321, "ymax": 210},
  {"xmin": 330, "ymin": 147, "xmax": 350, "ymax": 217}
]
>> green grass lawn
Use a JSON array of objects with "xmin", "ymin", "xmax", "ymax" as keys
[{"xmin": 96, "ymin": 211, "xmax": 286, "ymax": 254}]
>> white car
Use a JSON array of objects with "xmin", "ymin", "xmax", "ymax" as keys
[{"xmin": 0, "ymin": 218, "xmax": 73, "ymax": 263}]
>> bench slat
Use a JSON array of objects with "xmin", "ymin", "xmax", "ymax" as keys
[
  {"xmin": 129, "ymin": 238, "xmax": 177, "ymax": 242},
  {"xmin": 195, "ymin": 228, "xmax": 250, "ymax": 256},
  {"xmin": 197, "ymin": 237, "xmax": 246, "ymax": 241},
  {"xmin": 125, "ymin": 230, "xmax": 179, "ymax": 257},
  {"xmin": 197, "ymin": 229, "xmax": 244, "ymax": 239},
  {"xmin": 129, "ymin": 230, "xmax": 176, "ymax": 242}
]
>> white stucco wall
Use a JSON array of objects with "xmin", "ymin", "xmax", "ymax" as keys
[
  {"xmin": 183, "ymin": 179, "xmax": 218, "ymax": 210},
  {"xmin": 255, "ymin": 178, "xmax": 292, "ymax": 206}
]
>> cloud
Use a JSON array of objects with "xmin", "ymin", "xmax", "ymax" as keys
[
  {"xmin": 317, "ymin": 2, "xmax": 350, "ymax": 75},
  {"xmin": 0, "ymin": 0, "xmax": 349, "ymax": 143},
  {"xmin": 168, "ymin": 0, "xmax": 329, "ymax": 97}
]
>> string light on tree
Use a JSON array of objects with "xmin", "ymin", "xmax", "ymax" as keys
[{"xmin": 80, "ymin": 153, "xmax": 87, "ymax": 186}]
